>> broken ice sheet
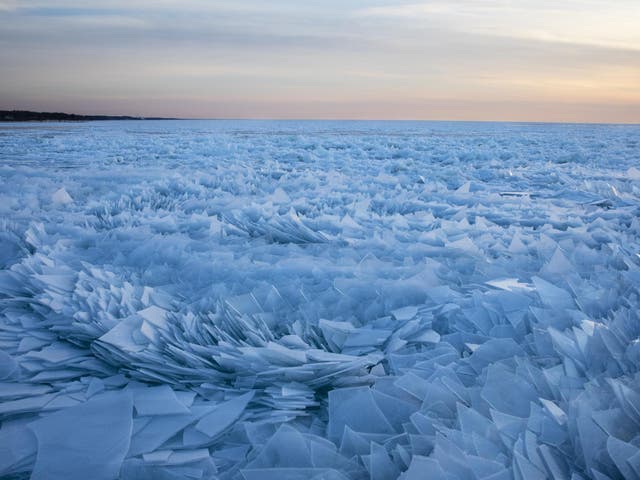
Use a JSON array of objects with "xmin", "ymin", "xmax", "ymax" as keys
[
  {"xmin": 128, "ymin": 405, "xmax": 214, "ymax": 457},
  {"xmin": 2, "ymin": 121, "xmax": 640, "ymax": 479},
  {"xmin": 485, "ymin": 278, "xmax": 534, "ymax": 292},
  {"xmin": 391, "ymin": 306, "xmax": 419, "ymax": 321},
  {"xmin": 328, "ymin": 387, "xmax": 396, "ymax": 441},
  {"xmin": 481, "ymin": 363, "xmax": 538, "ymax": 417},
  {"xmin": 195, "ymin": 391, "xmax": 254, "ymax": 438},
  {"xmin": 0, "ymin": 350, "xmax": 18, "ymax": 380},
  {"xmin": 28, "ymin": 392, "xmax": 133, "ymax": 480},
  {"xmin": 131, "ymin": 384, "xmax": 190, "ymax": 416},
  {"xmin": 51, "ymin": 187, "xmax": 73, "ymax": 205},
  {"xmin": 532, "ymin": 276, "xmax": 576, "ymax": 309}
]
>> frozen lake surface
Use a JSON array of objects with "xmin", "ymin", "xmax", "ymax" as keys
[{"xmin": 1, "ymin": 120, "xmax": 639, "ymax": 479}]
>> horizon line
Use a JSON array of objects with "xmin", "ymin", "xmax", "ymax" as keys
[{"xmin": 2, "ymin": 109, "xmax": 639, "ymax": 126}]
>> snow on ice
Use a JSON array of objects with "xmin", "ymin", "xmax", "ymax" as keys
[{"xmin": 0, "ymin": 120, "xmax": 639, "ymax": 479}]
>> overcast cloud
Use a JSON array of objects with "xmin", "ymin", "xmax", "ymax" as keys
[{"xmin": 1, "ymin": 1, "xmax": 638, "ymax": 121}]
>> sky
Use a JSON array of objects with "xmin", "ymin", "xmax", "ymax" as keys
[{"xmin": 0, "ymin": 0, "xmax": 639, "ymax": 122}]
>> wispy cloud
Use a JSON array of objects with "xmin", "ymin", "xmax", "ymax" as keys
[
  {"xmin": 357, "ymin": 1, "xmax": 640, "ymax": 50},
  {"xmin": 1, "ymin": 0, "xmax": 638, "ymax": 121},
  {"xmin": 0, "ymin": 0, "xmax": 16, "ymax": 11}
]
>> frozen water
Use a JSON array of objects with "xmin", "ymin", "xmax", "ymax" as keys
[
  {"xmin": 51, "ymin": 187, "xmax": 73, "ymax": 205},
  {"xmin": 0, "ymin": 120, "xmax": 639, "ymax": 479},
  {"xmin": 29, "ymin": 391, "xmax": 133, "ymax": 480}
]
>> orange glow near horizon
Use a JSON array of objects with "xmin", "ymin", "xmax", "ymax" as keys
[{"xmin": 1, "ymin": 1, "xmax": 639, "ymax": 123}]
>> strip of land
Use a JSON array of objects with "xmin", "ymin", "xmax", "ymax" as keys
[{"xmin": 1, "ymin": 110, "xmax": 173, "ymax": 121}]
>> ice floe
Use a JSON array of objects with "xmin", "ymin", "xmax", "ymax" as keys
[{"xmin": 0, "ymin": 120, "xmax": 639, "ymax": 479}]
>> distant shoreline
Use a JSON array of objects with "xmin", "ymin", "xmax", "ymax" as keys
[
  {"xmin": 2, "ymin": 110, "xmax": 638, "ymax": 125},
  {"xmin": 0, "ymin": 110, "xmax": 175, "ymax": 122}
]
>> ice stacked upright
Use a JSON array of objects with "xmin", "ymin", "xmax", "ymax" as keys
[{"xmin": 1, "ymin": 120, "xmax": 639, "ymax": 479}]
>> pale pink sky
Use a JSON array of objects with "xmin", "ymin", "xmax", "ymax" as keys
[{"xmin": 1, "ymin": 1, "xmax": 639, "ymax": 123}]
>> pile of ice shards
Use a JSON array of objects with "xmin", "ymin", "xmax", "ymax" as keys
[{"xmin": 1, "ymin": 120, "xmax": 640, "ymax": 479}]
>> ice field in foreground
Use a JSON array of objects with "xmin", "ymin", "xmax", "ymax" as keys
[{"xmin": 0, "ymin": 119, "xmax": 639, "ymax": 480}]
